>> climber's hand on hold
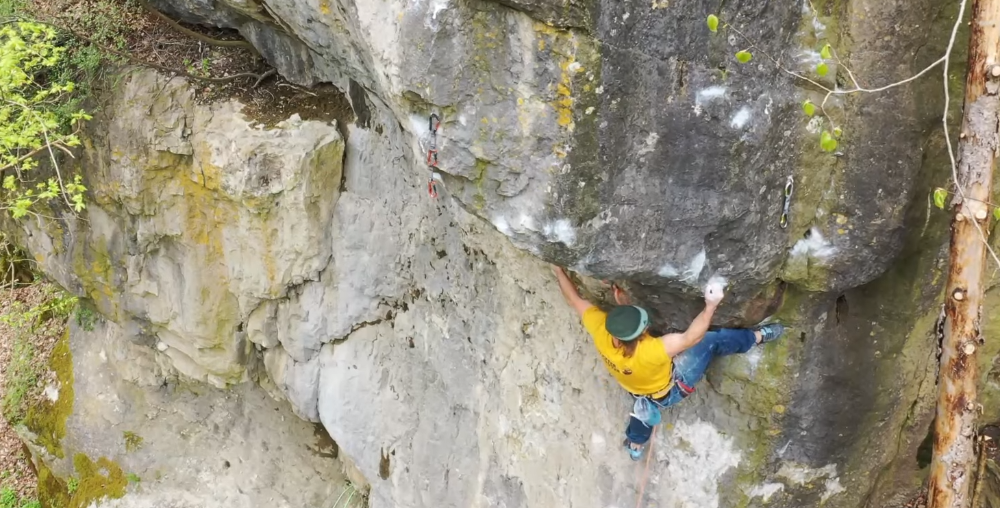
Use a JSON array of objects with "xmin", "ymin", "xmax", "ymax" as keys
[
  {"xmin": 704, "ymin": 280, "xmax": 725, "ymax": 307},
  {"xmin": 662, "ymin": 280, "xmax": 725, "ymax": 356},
  {"xmin": 551, "ymin": 264, "xmax": 567, "ymax": 278}
]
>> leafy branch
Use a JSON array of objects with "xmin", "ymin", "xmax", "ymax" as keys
[
  {"xmin": 710, "ymin": 2, "xmax": 1000, "ymax": 272},
  {"xmin": 17, "ymin": 17, "xmax": 277, "ymax": 88},
  {"xmin": 707, "ymin": 14, "xmax": 946, "ymax": 153},
  {"xmin": 0, "ymin": 21, "xmax": 90, "ymax": 219}
]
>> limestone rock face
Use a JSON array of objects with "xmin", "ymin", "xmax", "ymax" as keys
[
  {"xmin": 8, "ymin": 0, "xmax": 988, "ymax": 507},
  {"xmin": 26, "ymin": 70, "xmax": 343, "ymax": 386},
  {"xmin": 16, "ymin": 318, "xmax": 351, "ymax": 508},
  {"xmin": 150, "ymin": 0, "xmax": 948, "ymax": 327}
]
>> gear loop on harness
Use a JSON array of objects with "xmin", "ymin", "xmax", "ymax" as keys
[{"xmin": 427, "ymin": 113, "xmax": 442, "ymax": 198}]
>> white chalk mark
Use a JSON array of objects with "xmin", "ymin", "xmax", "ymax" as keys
[
  {"xmin": 790, "ymin": 227, "xmax": 836, "ymax": 259},
  {"xmin": 682, "ymin": 249, "xmax": 707, "ymax": 282},
  {"xmin": 543, "ymin": 219, "xmax": 576, "ymax": 246},
  {"xmin": 730, "ymin": 107, "xmax": 752, "ymax": 129}
]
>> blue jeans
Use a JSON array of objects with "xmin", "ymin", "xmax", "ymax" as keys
[{"xmin": 625, "ymin": 328, "xmax": 756, "ymax": 445}]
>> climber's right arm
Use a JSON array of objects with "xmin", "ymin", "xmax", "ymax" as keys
[
  {"xmin": 659, "ymin": 302, "xmax": 718, "ymax": 356},
  {"xmin": 659, "ymin": 281, "xmax": 725, "ymax": 356},
  {"xmin": 552, "ymin": 265, "xmax": 594, "ymax": 316}
]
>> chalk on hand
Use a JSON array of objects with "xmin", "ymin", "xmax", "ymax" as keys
[{"xmin": 705, "ymin": 276, "xmax": 727, "ymax": 304}]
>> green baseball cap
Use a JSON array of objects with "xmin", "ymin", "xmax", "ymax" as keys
[{"xmin": 606, "ymin": 305, "xmax": 649, "ymax": 341}]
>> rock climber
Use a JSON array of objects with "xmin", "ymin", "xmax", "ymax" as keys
[{"xmin": 551, "ymin": 266, "xmax": 785, "ymax": 460}]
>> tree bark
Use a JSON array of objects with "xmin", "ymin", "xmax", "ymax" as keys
[{"xmin": 928, "ymin": 1, "xmax": 1000, "ymax": 506}]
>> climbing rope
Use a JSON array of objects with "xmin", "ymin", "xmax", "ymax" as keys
[
  {"xmin": 779, "ymin": 175, "xmax": 794, "ymax": 229},
  {"xmin": 635, "ymin": 426, "xmax": 656, "ymax": 508},
  {"xmin": 427, "ymin": 114, "xmax": 441, "ymax": 198}
]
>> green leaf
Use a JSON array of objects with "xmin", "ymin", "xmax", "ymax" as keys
[
  {"xmin": 994, "ymin": 207, "xmax": 1000, "ymax": 221},
  {"xmin": 833, "ymin": 127, "xmax": 843, "ymax": 138},
  {"xmin": 820, "ymin": 44, "xmax": 832, "ymax": 60},
  {"xmin": 735, "ymin": 50, "xmax": 752, "ymax": 63},
  {"xmin": 933, "ymin": 188, "xmax": 948, "ymax": 209},
  {"xmin": 707, "ymin": 14, "xmax": 719, "ymax": 33},
  {"xmin": 802, "ymin": 100, "xmax": 815, "ymax": 117},
  {"xmin": 820, "ymin": 131, "xmax": 838, "ymax": 152},
  {"xmin": 816, "ymin": 63, "xmax": 829, "ymax": 77}
]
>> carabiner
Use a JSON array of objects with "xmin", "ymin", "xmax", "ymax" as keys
[
  {"xmin": 780, "ymin": 175, "xmax": 793, "ymax": 229},
  {"xmin": 429, "ymin": 113, "xmax": 440, "ymax": 134}
]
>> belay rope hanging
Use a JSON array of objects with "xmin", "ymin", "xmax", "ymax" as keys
[{"xmin": 427, "ymin": 114, "xmax": 441, "ymax": 198}]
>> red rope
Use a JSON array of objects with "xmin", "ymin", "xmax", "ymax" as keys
[{"xmin": 635, "ymin": 426, "xmax": 656, "ymax": 508}]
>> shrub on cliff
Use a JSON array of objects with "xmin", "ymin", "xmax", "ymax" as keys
[{"xmin": 0, "ymin": 21, "xmax": 88, "ymax": 219}]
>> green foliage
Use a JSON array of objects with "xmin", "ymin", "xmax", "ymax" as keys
[
  {"xmin": 735, "ymin": 50, "xmax": 752, "ymax": 63},
  {"xmin": 820, "ymin": 131, "xmax": 838, "ymax": 152},
  {"xmin": 933, "ymin": 188, "xmax": 948, "ymax": 209},
  {"xmin": 73, "ymin": 303, "xmax": 97, "ymax": 331},
  {"xmin": 994, "ymin": 207, "xmax": 1000, "ymax": 221},
  {"xmin": 0, "ymin": 285, "xmax": 77, "ymax": 331},
  {"xmin": 0, "ymin": 487, "xmax": 39, "ymax": 508},
  {"xmin": 0, "ymin": 0, "xmax": 26, "ymax": 18},
  {"xmin": 67, "ymin": 477, "xmax": 79, "ymax": 494},
  {"xmin": 126, "ymin": 473, "xmax": 140, "ymax": 484},
  {"xmin": 0, "ymin": 337, "xmax": 36, "ymax": 424},
  {"xmin": 0, "ymin": 487, "xmax": 14, "ymax": 508},
  {"xmin": 0, "ymin": 21, "xmax": 90, "ymax": 218},
  {"xmin": 802, "ymin": 100, "xmax": 815, "ymax": 117},
  {"xmin": 0, "ymin": 284, "xmax": 76, "ymax": 424},
  {"xmin": 820, "ymin": 44, "xmax": 832, "ymax": 59},
  {"xmin": 816, "ymin": 62, "xmax": 829, "ymax": 77},
  {"xmin": 706, "ymin": 14, "xmax": 719, "ymax": 33},
  {"xmin": 70, "ymin": 0, "xmax": 133, "ymax": 51}
]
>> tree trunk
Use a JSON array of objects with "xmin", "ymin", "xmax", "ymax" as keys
[{"xmin": 928, "ymin": 1, "xmax": 1000, "ymax": 506}]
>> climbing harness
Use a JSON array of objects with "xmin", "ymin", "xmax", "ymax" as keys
[
  {"xmin": 427, "ymin": 114, "xmax": 441, "ymax": 198},
  {"xmin": 779, "ymin": 175, "xmax": 794, "ymax": 229}
]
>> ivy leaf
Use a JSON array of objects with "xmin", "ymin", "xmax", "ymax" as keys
[
  {"xmin": 707, "ymin": 14, "xmax": 719, "ymax": 33},
  {"xmin": 933, "ymin": 188, "xmax": 947, "ymax": 210},
  {"xmin": 820, "ymin": 44, "xmax": 832, "ymax": 60},
  {"xmin": 802, "ymin": 100, "xmax": 815, "ymax": 117},
  {"xmin": 994, "ymin": 207, "xmax": 1000, "ymax": 221},
  {"xmin": 820, "ymin": 131, "xmax": 838, "ymax": 152},
  {"xmin": 816, "ymin": 63, "xmax": 829, "ymax": 77},
  {"xmin": 735, "ymin": 50, "xmax": 752, "ymax": 63}
]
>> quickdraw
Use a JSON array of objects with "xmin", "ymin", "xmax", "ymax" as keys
[
  {"xmin": 427, "ymin": 114, "xmax": 441, "ymax": 198},
  {"xmin": 779, "ymin": 175, "xmax": 793, "ymax": 229}
]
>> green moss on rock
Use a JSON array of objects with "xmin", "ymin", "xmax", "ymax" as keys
[
  {"xmin": 37, "ymin": 459, "xmax": 70, "ymax": 508},
  {"xmin": 24, "ymin": 330, "xmax": 73, "ymax": 459},
  {"xmin": 68, "ymin": 454, "xmax": 127, "ymax": 508}
]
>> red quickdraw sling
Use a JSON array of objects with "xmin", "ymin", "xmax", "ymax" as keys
[{"xmin": 427, "ymin": 114, "xmax": 441, "ymax": 198}]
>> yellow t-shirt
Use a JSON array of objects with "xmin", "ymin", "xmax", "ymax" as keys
[{"xmin": 582, "ymin": 306, "xmax": 673, "ymax": 396}]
